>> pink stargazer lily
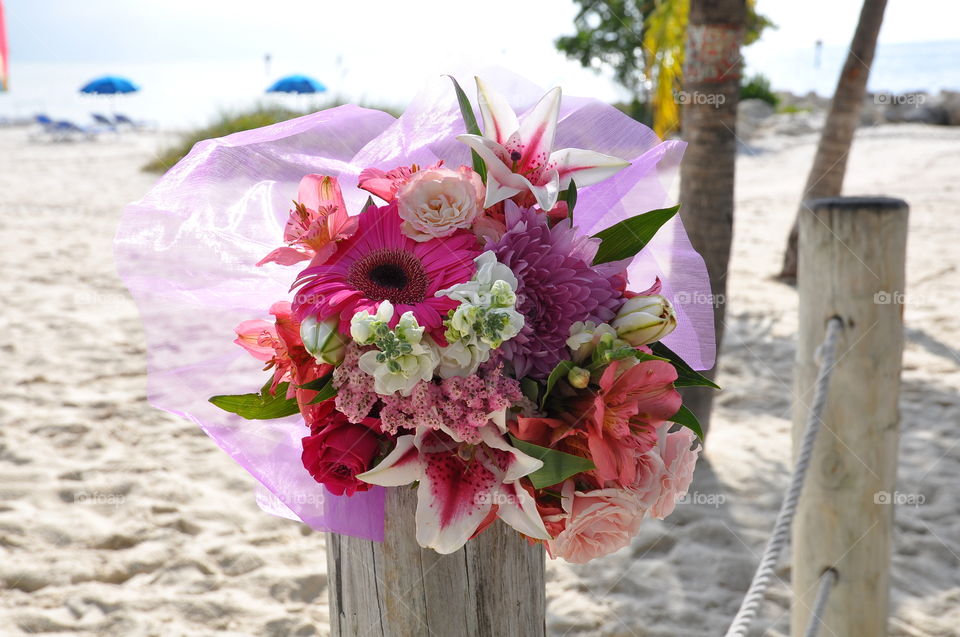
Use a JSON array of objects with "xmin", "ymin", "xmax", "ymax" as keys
[
  {"xmin": 257, "ymin": 174, "xmax": 358, "ymax": 267},
  {"xmin": 357, "ymin": 423, "xmax": 551, "ymax": 554},
  {"xmin": 457, "ymin": 77, "xmax": 630, "ymax": 211}
]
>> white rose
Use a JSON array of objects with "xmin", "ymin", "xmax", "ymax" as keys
[{"xmin": 397, "ymin": 166, "xmax": 484, "ymax": 241}]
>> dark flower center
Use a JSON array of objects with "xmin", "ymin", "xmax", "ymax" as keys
[
  {"xmin": 348, "ymin": 248, "xmax": 429, "ymax": 305},
  {"xmin": 369, "ymin": 263, "xmax": 408, "ymax": 289}
]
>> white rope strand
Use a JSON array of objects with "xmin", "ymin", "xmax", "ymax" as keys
[
  {"xmin": 723, "ymin": 316, "xmax": 844, "ymax": 637},
  {"xmin": 803, "ymin": 569, "xmax": 839, "ymax": 637}
]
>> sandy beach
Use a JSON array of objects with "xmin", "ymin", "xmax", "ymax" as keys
[{"xmin": 1, "ymin": 120, "xmax": 958, "ymax": 637}]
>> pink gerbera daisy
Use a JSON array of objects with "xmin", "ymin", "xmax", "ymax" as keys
[{"xmin": 292, "ymin": 202, "xmax": 479, "ymax": 340}]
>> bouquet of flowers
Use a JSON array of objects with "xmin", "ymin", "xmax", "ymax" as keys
[{"xmin": 117, "ymin": 73, "xmax": 715, "ymax": 564}]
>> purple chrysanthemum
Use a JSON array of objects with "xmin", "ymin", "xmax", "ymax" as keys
[{"xmin": 487, "ymin": 204, "xmax": 624, "ymax": 378}]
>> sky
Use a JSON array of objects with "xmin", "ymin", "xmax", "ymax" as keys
[
  {"xmin": 3, "ymin": 0, "xmax": 959, "ymax": 125},
  {"xmin": 8, "ymin": 0, "xmax": 959, "ymax": 64}
]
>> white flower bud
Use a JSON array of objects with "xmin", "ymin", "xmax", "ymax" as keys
[
  {"xmin": 567, "ymin": 366, "xmax": 591, "ymax": 389},
  {"xmin": 301, "ymin": 315, "xmax": 348, "ymax": 365},
  {"xmin": 612, "ymin": 295, "xmax": 677, "ymax": 346}
]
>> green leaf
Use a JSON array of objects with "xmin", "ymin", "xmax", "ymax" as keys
[
  {"xmin": 541, "ymin": 360, "xmax": 574, "ymax": 409},
  {"xmin": 307, "ymin": 378, "xmax": 338, "ymax": 404},
  {"xmin": 209, "ymin": 382, "xmax": 301, "ymax": 420},
  {"xmin": 586, "ymin": 347, "xmax": 667, "ymax": 372},
  {"xmin": 649, "ymin": 342, "xmax": 720, "ymax": 389},
  {"xmin": 447, "ymin": 75, "xmax": 482, "ymax": 135},
  {"xmin": 669, "ymin": 404, "xmax": 704, "ymax": 441},
  {"xmin": 510, "ymin": 436, "xmax": 596, "ymax": 489},
  {"xmin": 520, "ymin": 377, "xmax": 540, "ymax": 404},
  {"xmin": 446, "ymin": 75, "xmax": 487, "ymax": 183},
  {"xmin": 591, "ymin": 204, "xmax": 680, "ymax": 265},
  {"xmin": 470, "ymin": 153, "xmax": 488, "ymax": 184},
  {"xmin": 297, "ymin": 373, "xmax": 333, "ymax": 392},
  {"xmin": 564, "ymin": 179, "xmax": 578, "ymax": 227}
]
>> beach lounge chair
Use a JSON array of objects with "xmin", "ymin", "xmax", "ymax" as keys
[
  {"xmin": 32, "ymin": 114, "xmax": 98, "ymax": 142},
  {"xmin": 32, "ymin": 114, "xmax": 65, "ymax": 141},
  {"xmin": 113, "ymin": 113, "xmax": 147, "ymax": 129},
  {"xmin": 58, "ymin": 119, "xmax": 98, "ymax": 140},
  {"xmin": 92, "ymin": 113, "xmax": 118, "ymax": 131}
]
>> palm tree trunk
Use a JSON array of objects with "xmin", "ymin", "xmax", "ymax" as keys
[
  {"xmin": 678, "ymin": 0, "xmax": 746, "ymax": 438},
  {"xmin": 777, "ymin": 0, "xmax": 888, "ymax": 282}
]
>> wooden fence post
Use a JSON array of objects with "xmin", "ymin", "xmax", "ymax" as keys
[
  {"xmin": 327, "ymin": 485, "xmax": 546, "ymax": 637},
  {"xmin": 792, "ymin": 196, "xmax": 908, "ymax": 636}
]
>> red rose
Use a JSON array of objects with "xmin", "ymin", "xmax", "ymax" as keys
[{"xmin": 301, "ymin": 414, "xmax": 381, "ymax": 497}]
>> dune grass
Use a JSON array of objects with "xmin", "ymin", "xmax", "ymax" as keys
[{"xmin": 143, "ymin": 101, "xmax": 401, "ymax": 173}]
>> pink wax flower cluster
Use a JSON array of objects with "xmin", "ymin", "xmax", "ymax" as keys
[{"xmin": 214, "ymin": 76, "xmax": 714, "ymax": 561}]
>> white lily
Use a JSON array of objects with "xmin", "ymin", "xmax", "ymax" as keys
[
  {"xmin": 357, "ymin": 424, "xmax": 550, "ymax": 554},
  {"xmin": 456, "ymin": 77, "xmax": 630, "ymax": 211}
]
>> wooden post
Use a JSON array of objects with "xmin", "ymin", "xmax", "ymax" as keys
[
  {"xmin": 792, "ymin": 196, "xmax": 907, "ymax": 636},
  {"xmin": 327, "ymin": 486, "xmax": 546, "ymax": 637}
]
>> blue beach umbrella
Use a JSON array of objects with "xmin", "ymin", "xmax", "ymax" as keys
[
  {"xmin": 80, "ymin": 75, "xmax": 140, "ymax": 95},
  {"xmin": 266, "ymin": 74, "xmax": 326, "ymax": 94}
]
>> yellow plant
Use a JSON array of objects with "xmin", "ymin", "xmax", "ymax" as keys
[{"xmin": 643, "ymin": 0, "xmax": 688, "ymax": 138}]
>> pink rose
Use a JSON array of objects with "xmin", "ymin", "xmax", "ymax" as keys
[
  {"xmin": 397, "ymin": 166, "xmax": 484, "ymax": 241},
  {"xmin": 547, "ymin": 483, "xmax": 645, "ymax": 563},
  {"xmin": 631, "ymin": 449, "xmax": 667, "ymax": 509},
  {"xmin": 648, "ymin": 425, "xmax": 700, "ymax": 519},
  {"xmin": 301, "ymin": 413, "xmax": 381, "ymax": 497}
]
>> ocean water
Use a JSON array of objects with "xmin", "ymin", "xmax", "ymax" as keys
[
  {"xmin": 1, "ymin": 40, "xmax": 958, "ymax": 130},
  {"xmin": 744, "ymin": 39, "xmax": 960, "ymax": 97}
]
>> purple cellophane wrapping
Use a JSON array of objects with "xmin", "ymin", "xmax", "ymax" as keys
[{"xmin": 114, "ymin": 71, "xmax": 715, "ymax": 542}]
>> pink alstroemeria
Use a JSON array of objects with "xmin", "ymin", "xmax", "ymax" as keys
[
  {"xmin": 234, "ymin": 319, "xmax": 277, "ymax": 361},
  {"xmin": 357, "ymin": 423, "xmax": 550, "ymax": 554},
  {"xmin": 357, "ymin": 161, "xmax": 443, "ymax": 202},
  {"xmin": 257, "ymin": 175, "xmax": 358, "ymax": 267},
  {"xmin": 457, "ymin": 77, "xmax": 630, "ymax": 211}
]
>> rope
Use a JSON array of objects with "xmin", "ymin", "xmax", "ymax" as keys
[
  {"xmin": 803, "ymin": 569, "xmax": 838, "ymax": 637},
  {"xmin": 723, "ymin": 316, "xmax": 844, "ymax": 637}
]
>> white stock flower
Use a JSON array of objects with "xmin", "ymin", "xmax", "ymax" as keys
[
  {"xmin": 567, "ymin": 321, "xmax": 622, "ymax": 364},
  {"xmin": 350, "ymin": 300, "xmax": 395, "ymax": 345},
  {"xmin": 436, "ymin": 340, "xmax": 490, "ymax": 379},
  {"xmin": 350, "ymin": 301, "xmax": 439, "ymax": 396},
  {"xmin": 437, "ymin": 251, "xmax": 524, "ymax": 355}
]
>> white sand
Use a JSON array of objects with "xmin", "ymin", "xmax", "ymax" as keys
[{"xmin": 1, "ymin": 122, "xmax": 958, "ymax": 636}]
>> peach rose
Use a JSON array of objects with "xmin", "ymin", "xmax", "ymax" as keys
[
  {"xmin": 649, "ymin": 425, "xmax": 700, "ymax": 519},
  {"xmin": 397, "ymin": 166, "xmax": 484, "ymax": 241},
  {"xmin": 631, "ymin": 449, "xmax": 667, "ymax": 508},
  {"xmin": 547, "ymin": 484, "xmax": 645, "ymax": 563}
]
